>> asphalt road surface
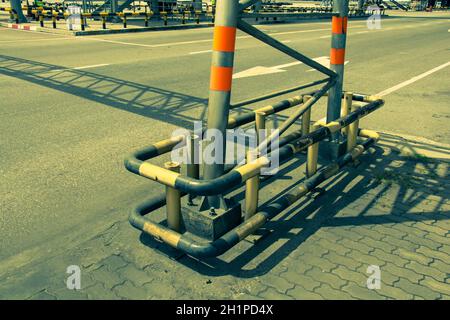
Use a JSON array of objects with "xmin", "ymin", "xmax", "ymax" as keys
[{"xmin": 0, "ymin": 12, "xmax": 449, "ymax": 261}]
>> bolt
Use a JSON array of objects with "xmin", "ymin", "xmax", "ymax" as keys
[{"xmin": 209, "ymin": 207, "xmax": 217, "ymax": 216}]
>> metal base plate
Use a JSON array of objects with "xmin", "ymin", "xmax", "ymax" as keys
[
  {"xmin": 181, "ymin": 199, "xmax": 242, "ymax": 241},
  {"xmin": 319, "ymin": 138, "xmax": 348, "ymax": 161}
]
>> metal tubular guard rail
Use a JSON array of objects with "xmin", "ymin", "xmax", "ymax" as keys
[
  {"xmin": 128, "ymin": 128, "xmax": 381, "ymax": 258},
  {"xmin": 125, "ymin": 96, "xmax": 384, "ymax": 257},
  {"xmin": 125, "ymin": 96, "xmax": 383, "ymax": 196}
]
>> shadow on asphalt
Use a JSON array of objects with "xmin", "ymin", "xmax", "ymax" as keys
[
  {"xmin": 139, "ymin": 138, "xmax": 449, "ymax": 278},
  {"xmin": 0, "ymin": 54, "xmax": 208, "ymax": 128},
  {"xmin": 0, "ymin": 54, "xmax": 325, "ymax": 129}
]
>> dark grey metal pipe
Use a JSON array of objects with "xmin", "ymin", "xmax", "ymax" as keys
[
  {"xmin": 237, "ymin": 19, "xmax": 337, "ymax": 78},
  {"xmin": 230, "ymin": 79, "xmax": 329, "ymax": 109}
]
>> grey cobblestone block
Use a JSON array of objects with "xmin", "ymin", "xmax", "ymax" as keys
[
  {"xmin": 328, "ymin": 227, "xmax": 364, "ymax": 242},
  {"xmin": 405, "ymin": 261, "xmax": 447, "ymax": 282},
  {"xmin": 359, "ymin": 237, "xmax": 397, "ymax": 255},
  {"xmin": 297, "ymin": 240, "xmax": 330, "ymax": 258},
  {"xmin": 371, "ymin": 248, "xmax": 409, "ymax": 267},
  {"xmin": 413, "ymin": 222, "xmax": 448, "ymax": 237},
  {"xmin": 381, "ymin": 235, "xmax": 420, "ymax": 251},
  {"xmin": 113, "ymin": 280, "xmax": 148, "ymax": 300},
  {"xmin": 425, "ymin": 233, "xmax": 450, "ymax": 247},
  {"xmin": 143, "ymin": 282, "xmax": 179, "ymax": 299},
  {"xmin": 261, "ymin": 274, "xmax": 295, "ymax": 294},
  {"xmin": 428, "ymin": 259, "xmax": 450, "ymax": 275},
  {"xmin": 303, "ymin": 255, "xmax": 338, "ymax": 272},
  {"xmin": 415, "ymin": 246, "xmax": 448, "ymax": 263},
  {"xmin": 117, "ymin": 264, "xmax": 153, "ymax": 287},
  {"xmin": 333, "ymin": 265, "xmax": 368, "ymax": 287},
  {"xmin": 341, "ymin": 283, "xmax": 385, "ymax": 300},
  {"xmin": 100, "ymin": 254, "xmax": 129, "ymax": 271},
  {"xmin": 86, "ymin": 283, "xmax": 121, "ymax": 300},
  {"xmin": 394, "ymin": 278, "xmax": 442, "ymax": 300},
  {"xmin": 381, "ymin": 263, "xmax": 423, "ymax": 284},
  {"xmin": 90, "ymin": 265, "xmax": 124, "ymax": 290},
  {"xmin": 316, "ymin": 237, "xmax": 351, "ymax": 256},
  {"xmin": 338, "ymin": 238, "xmax": 374, "ymax": 255},
  {"xmin": 370, "ymin": 224, "xmax": 409, "ymax": 240},
  {"xmin": 315, "ymin": 229, "xmax": 344, "ymax": 242},
  {"xmin": 396, "ymin": 248, "xmax": 434, "ymax": 266},
  {"xmin": 305, "ymin": 267, "xmax": 347, "ymax": 290},
  {"xmin": 314, "ymin": 283, "xmax": 354, "ymax": 300},
  {"xmin": 324, "ymin": 251, "xmax": 364, "ymax": 270},
  {"xmin": 258, "ymin": 287, "xmax": 294, "ymax": 300},
  {"xmin": 390, "ymin": 221, "xmax": 429, "ymax": 238},
  {"xmin": 403, "ymin": 233, "xmax": 442, "ymax": 251},
  {"xmin": 344, "ymin": 249, "xmax": 386, "ymax": 268},
  {"xmin": 420, "ymin": 277, "xmax": 450, "ymax": 296},
  {"xmin": 279, "ymin": 261, "xmax": 313, "ymax": 276},
  {"xmin": 379, "ymin": 284, "xmax": 414, "ymax": 300},
  {"xmin": 279, "ymin": 270, "xmax": 321, "ymax": 291},
  {"xmin": 438, "ymin": 244, "xmax": 450, "ymax": 254},
  {"xmin": 353, "ymin": 226, "xmax": 392, "ymax": 241},
  {"xmin": 286, "ymin": 285, "xmax": 323, "ymax": 300}
]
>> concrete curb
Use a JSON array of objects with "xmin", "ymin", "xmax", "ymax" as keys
[{"xmin": 74, "ymin": 23, "xmax": 215, "ymax": 36}]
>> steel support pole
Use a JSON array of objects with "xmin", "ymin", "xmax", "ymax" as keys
[
  {"xmin": 202, "ymin": 0, "xmax": 239, "ymax": 209},
  {"xmin": 357, "ymin": 0, "xmax": 365, "ymax": 12},
  {"xmin": 326, "ymin": 0, "xmax": 349, "ymax": 141},
  {"xmin": 150, "ymin": 0, "xmax": 159, "ymax": 16},
  {"xmin": 82, "ymin": 0, "xmax": 88, "ymax": 13},
  {"xmin": 164, "ymin": 162, "xmax": 181, "ymax": 232},
  {"xmin": 111, "ymin": 0, "xmax": 118, "ymax": 14},
  {"xmin": 10, "ymin": 0, "xmax": 27, "ymax": 23}
]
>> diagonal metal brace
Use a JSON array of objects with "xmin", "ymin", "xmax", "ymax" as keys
[{"xmin": 236, "ymin": 19, "xmax": 338, "ymax": 79}]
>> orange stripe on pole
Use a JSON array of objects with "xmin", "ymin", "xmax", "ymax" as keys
[
  {"xmin": 330, "ymin": 48, "xmax": 345, "ymax": 65},
  {"xmin": 331, "ymin": 16, "xmax": 348, "ymax": 34},
  {"xmin": 213, "ymin": 26, "xmax": 237, "ymax": 52},
  {"xmin": 210, "ymin": 66, "xmax": 233, "ymax": 91}
]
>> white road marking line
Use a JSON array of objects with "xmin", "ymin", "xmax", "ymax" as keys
[
  {"xmin": 319, "ymin": 35, "xmax": 331, "ymax": 39},
  {"xmin": 49, "ymin": 64, "xmax": 110, "ymax": 72},
  {"xmin": 269, "ymin": 28, "xmax": 331, "ymax": 36},
  {"xmin": 306, "ymin": 58, "xmax": 349, "ymax": 72},
  {"xmin": 72, "ymin": 64, "xmax": 110, "ymax": 70},
  {"xmin": 151, "ymin": 38, "xmax": 216, "ymax": 47},
  {"xmin": 189, "ymin": 49, "xmax": 212, "ymax": 55},
  {"xmin": 281, "ymin": 40, "xmax": 292, "ymax": 43},
  {"xmin": 233, "ymin": 56, "xmax": 328, "ymax": 79},
  {"xmin": 356, "ymin": 31, "xmax": 369, "ymax": 34},
  {"xmin": 375, "ymin": 62, "xmax": 450, "ymax": 97},
  {"xmin": 80, "ymin": 37, "xmax": 155, "ymax": 47}
]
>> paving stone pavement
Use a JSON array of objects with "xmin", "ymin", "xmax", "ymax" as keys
[{"xmin": 0, "ymin": 140, "xmax": 449, "ymax": 300}]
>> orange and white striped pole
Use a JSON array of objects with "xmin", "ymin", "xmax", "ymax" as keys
[
  {"xmin": 326, "ymin": 0, "xmax": 349, "ymax": 142},
  {"xmin": 202, "ymin": 0, "xmax": 239, "ymax": 209}
]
